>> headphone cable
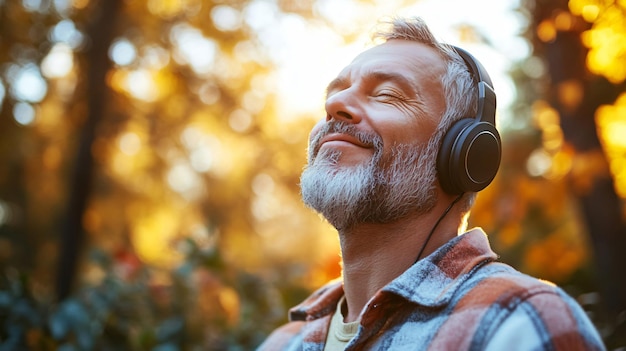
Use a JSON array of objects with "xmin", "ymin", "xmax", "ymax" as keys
[{"xmin": 414, "ymin": 193, "xmax": 464, "ymax": 264}]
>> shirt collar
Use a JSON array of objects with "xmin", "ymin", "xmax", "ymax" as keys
[
  {"xmin": 289, "ymin": 278, "xmax": 344, "ymax": 322},
  {"xmin": 382, "ymin": 228, "xmax": 497, "ymax": 307},
  {"xmin": 289, "ymin": 228, "xmax": 497, "ymax": 321}
]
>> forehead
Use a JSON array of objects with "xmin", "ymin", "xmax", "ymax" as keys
[{"xmin": 339, "ymin": 40, "xmax": 446, "ymax": 82}]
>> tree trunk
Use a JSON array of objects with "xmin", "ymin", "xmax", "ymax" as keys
[
  {"xmin": 56, "ymin": 0, "xmax": 121, "ymax": 301},
  {"xmin": 533, "ymin": 0, "xmax": 626, "ymax": 323}
]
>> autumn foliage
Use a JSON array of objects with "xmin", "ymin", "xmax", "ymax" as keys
[{"xmin": 0, "ymin": 0, "xmax": 624, "ymax": 349}]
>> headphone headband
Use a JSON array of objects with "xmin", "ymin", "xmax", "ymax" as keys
[{"xmin": 452, "ymin": 46, "xmax": 497, "ymax": 124}]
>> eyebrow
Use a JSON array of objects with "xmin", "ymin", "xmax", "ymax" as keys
[
  {"xmin": 325, "ymin": 76, "xmax": 349, "ymax": 98},
  {"xmin": 325, "ymin": 70, "xmax": 419, "ymax": 98}
]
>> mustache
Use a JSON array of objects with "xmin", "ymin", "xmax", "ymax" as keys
[{"xmin": 310, "ymin": 121, "xmax": 383, "ymax": 158}]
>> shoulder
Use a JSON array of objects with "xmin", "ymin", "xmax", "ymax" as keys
[
  {"xmin": 464, "ymin": 261, "xmax": 562, "ymax": 302},
  {"xmin": 463, "ymin": 262, "xmax": 605, "ymax": 350},
  {"xmin": 257, "ymin": 280, "xmax": 343, "ymax": 351}
]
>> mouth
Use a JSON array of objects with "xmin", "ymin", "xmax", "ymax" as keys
[{"xmin": 319, "ymin": 133, "xmax": 371, "ymax": 149}]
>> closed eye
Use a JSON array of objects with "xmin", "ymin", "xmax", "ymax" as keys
[{"xmin": 375, "ymin": 89, "xmax": 406, "ymax": 100}]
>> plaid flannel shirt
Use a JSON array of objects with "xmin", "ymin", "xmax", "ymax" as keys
[{"xmin": 257, "ymin": 228, "xmax": 605, "ymax": 351}]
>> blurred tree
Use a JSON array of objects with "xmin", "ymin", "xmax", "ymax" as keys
[
  {"xmin": 0, "ymin": 0, "xmax": 337, "ymax": 348},
  {"xmin": 1, "ymin": 0, "xmax": 625, "ymax": 348},
  {"xmin": 475, "ymin": 0, "xmax": 626, "ymax": 345},
  {"xmin": 57, "ymin": 0, "xmax": 122, "ymax": 301},
  {"xmin": 531, "ymin": 0, "xmax": 626, "ymax": 325}
]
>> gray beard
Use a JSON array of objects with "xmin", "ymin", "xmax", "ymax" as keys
[{"xmin": 300, "ymin": 123, "xmax": 438, "ymax": 231}]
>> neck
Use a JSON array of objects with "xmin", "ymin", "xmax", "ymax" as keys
[{"xmin": 338, "ymin": 195, "xmax": 465, "ymax": 322}]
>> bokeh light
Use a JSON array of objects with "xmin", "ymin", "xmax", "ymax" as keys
[
  {"xmin": 41, "ymin": 43, "xmax": 74, "ymax": 78},
  {"xmin": 13, "ymin": 102, "xmax": 36, "ymax": 126},
  {"xmin": 50, "ymin": 19, "xmax": 84, "ymax": 48},
  {"xmin": 109, "ymin": 38, "xmax": 138, "ymax": 66},
  {"xmin": 170, "ymin": 23, "xmax": 218, "ymax": 75},
  {"xmin": 1, "ymin": 0, "xmax": 625, "ymax": 348},
  {"xmin": 9, "ymin": 63, "xmax": 47, "ymax": 103}
]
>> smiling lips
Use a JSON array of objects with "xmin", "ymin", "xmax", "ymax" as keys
[{"xmin": 319, "ymin": 133, "xmax": 371, "ymax": 149}]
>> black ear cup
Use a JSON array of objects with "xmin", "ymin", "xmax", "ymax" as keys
[
  {"xmin": 437, "ymin": 119, "xmax": 501, "ymax": 194},
  {"xmin": 436, "ymin": 46, "xmax": 501, "ymax": 195}
]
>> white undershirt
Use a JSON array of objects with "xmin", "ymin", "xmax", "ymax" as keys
[{"xmin": 324, "ymin": 296, "xmax": 360, "ymax": 350}]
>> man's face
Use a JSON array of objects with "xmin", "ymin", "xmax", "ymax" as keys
[
  {"xmin": 311, "ymin": 40, "xmax": 446, "ymax": 168},
  {"xmin": 300, "ymin": 40, "xmax": 447, "ymax": 230}
]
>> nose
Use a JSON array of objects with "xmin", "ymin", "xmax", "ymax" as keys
[{"xmin": 324, "ymin": 89, "xmax": 362, "ymax": 124}]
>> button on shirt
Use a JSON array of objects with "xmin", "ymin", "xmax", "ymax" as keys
[{"xmin": 257, "ymin": 228, "xmax": 605, "ymax": 351}]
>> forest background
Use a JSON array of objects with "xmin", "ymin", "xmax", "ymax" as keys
[{"xmin": 0, "ymin": 0, "xmax": 625, "ymax": 349}]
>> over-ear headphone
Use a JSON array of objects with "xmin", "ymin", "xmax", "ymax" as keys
[{"xmin": 436, "ymin": 46, "xmax": 501, "ymax": 195}]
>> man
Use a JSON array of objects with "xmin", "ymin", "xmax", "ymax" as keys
[{"xmin": 258, "ymin": 17, "xmax": 605, "ymax": 350}]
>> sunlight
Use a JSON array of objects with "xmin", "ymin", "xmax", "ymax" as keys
[
  {"xmin": 147, "ymin": 0, "xmax": 199, "ymax": 19},
  {"xmin": 263, "ymin": 0, "xmax": 525, "ymax": 126},
  {"xmin": 581, "ymin": 17, "xmax": 626, "ymax": 84},
  {"xmin": 50, "ymin": 19, "xmax": 84, "ymax": 49},
  {"xmin": 131, "ymin": 206, "xmax": 183, "ymax": 267},
  {"xmin": 109, "ymin": 38, "xmax": 137, "ymax": 66},
  {"xmin": 581, "ymin": 5, "xmax": 600, "ymax": 22},
  {"xmin": 3, "ymin": 2, "xmax": 623, "ymax": 347},
  {"xmin": 170, "ymin": 23, "xmax": 218, "ymax": 75},
  {"xmin": 9, "ymin": 63, "xmax": 47, "ymax": 103},
  {"xmin": 13, "ymin": 102, "xmax": 36, "ymax": 126},
  {"xmin": 211, "ymin": 5, "xmax": 242, "ymax": 31},
  {"xmin": 166, "ymin": 162, "xmax": 204, "ymax": 200},
  {"xmin": 228, "ymin": 108, "xmax": 253, "ymax": 133},
  {"xmin": 41, "ymin": 43, "xmax": 74, "ymax": 78},
  {"xmin": 180, "ymin": 125, "xmax": 222, "ymax": 173},
  {"xmin": 266, "ymin": 17, "xmax": 363, "ymax": 120},
  {"xmin": 119, "ymin": 132, "xmax": 142, "ymax": 156},
  {"xmin": 125, "ymin": 69, "xmax": 159, "ymax": 102},
  {"xmin": 527, "ymin": 148, "xmax": 552, "ymax": 177},
  {"xmin": 140, "ymin": 45, "xmax": 170, "ymax": 70},
  {"xmin": 243, "ymin": 0, "xmax": 279, "ymax": 31},
  {"xmin": 251, "ymin": 173, "xmax": 277, "ymax": 221},
  {"xmin": 569, "ymin": 0, "xmax": 599, "ymax": 22},
  {"xmin": 596, "ymin": 93, "xmax": 626, "ymax": 197}
]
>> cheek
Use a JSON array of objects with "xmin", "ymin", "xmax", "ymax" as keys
[
  {"xmin": 398, "ymin": 115, "xmax": 438, "ymax": 146},
  {"xmin": 376, "ymin": 122, "xmax": 434, "ymax": 167},
  {"xmin": 376, "ymin": 121, "xmax": 422, "ymax": 148},
  {"xmin": 369, "ymin": 105, "xmax": 432, "ymax": 146},
  {"xmin": 307, "ymin": 120, "xmax": 327, "ymax": 160},
  {"xmin": 308, "ymin": 120, "xmax": 325, "ymax": 143}
]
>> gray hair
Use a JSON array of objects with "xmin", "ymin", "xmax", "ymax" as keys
[{"xmin": 371, "ymin": 16, "xmax": 480, "ymax": 211}]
